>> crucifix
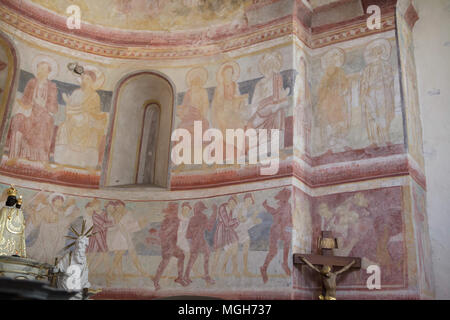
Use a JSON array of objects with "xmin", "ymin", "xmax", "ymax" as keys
[{"xmin": 293, "ymin": 231, "xmax": 361, "ymax": 300}]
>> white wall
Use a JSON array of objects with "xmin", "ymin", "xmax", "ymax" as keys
[{"xmin": 413, "ymin": 0, "xmax": 450, "ymax": 300}]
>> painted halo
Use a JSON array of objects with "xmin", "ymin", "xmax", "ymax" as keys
[
  {"xmin": 32, "ymin": 55, "xmax": 58, "ymax": 80},
  {"xmin": 217, "ymin": 61, "xmax": 240, "ymax": 83},
  {"xmin": 80, "ymin": 65, "xmax": 105, "ymax": 90},
  {"xmin": 321, "ymin": 47, "xmax": 345, "ymax": 70},
  {"xmin": 258, "ymin": 52, "xmax": 283, "ymax": 77},
  {"xmin": 364, "ymin": 39, "xmax": 391, "ymax": 63},
  {"xmin": 48, "ymin": 193, "xmax": 66, "ymax": 205},
  {"xmin": 186, "ymin": 66, "xmax": 208, "ymax": 87}
]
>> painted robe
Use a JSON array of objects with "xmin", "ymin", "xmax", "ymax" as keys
[
  {"xmin": 360, "ymin": 59, "xmax": 395, "ymax": 145},
  {"xmin": 211, "ymin": 79, "xmax": 246, "ymax": 134},
  {"xmin": 316, "ymin": 66, "xmax": 351, "ymax": 148},
  {"xmin": 248, "ymin": 73, "xmax": 288, "ymax": 132},
  {"xmin": 213, "ymin": 203, "xmax": 239, "ymax": 250},
  {"xmin": 7, "ymin": 78, "xmax": 58, "ymax": 161},
  {"xmin": 54, "ymin": 88, "xmax": 108, "ymax": 169},
  {"xmin": 107, "ymin": 212, "xmax": 140, "ymax": 252},
  {"xmin": 87, "ymin": 210, "xmax": 113, "ymax": 253}
]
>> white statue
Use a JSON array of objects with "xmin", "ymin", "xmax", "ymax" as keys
[{"xmin": 53, "ymin": 221, "xmax": 94, "ymax": 300}]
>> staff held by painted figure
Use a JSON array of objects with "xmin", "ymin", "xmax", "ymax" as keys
[{"xmin": 0, "ymin": 186, "xmax": 26, "ymax": 257}]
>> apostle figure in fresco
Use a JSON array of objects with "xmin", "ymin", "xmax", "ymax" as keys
[
  {"xmin": 234, "ymin": 193, "xmax": 261, "ymax": 277},
  {"xmin": 184, "ymin": 201, "xmax": 217, "ymax": 285},
  {"xmin": 211, "ymin": 61, "xmax": 248, "ymax": 135},
  {"xmin": 106, "ymin": 201, "xmax": 147, "ymax": 280},
  {"xmin": 178, "ymin": 67, "xmax": 210, "ymax": 132},
  {"xmin": 360, "ymin": 39, "xmax": 396, "ymax": 147},
  {"xmin": 295, "ymin": 52, "xmax": 312, "ymax": 155},
  {"xmin": 248, "ymin": 52, "xmax": 289, "ymax": 139},
  {"xmin": 315, "ymin": 48, "xmax": 351, "ymax": 153},
  {"xmin": 26, "ymin": 192, "xmax": 80, "ymax": 264},
  {"xmin": 211, "ymin": 196, "xmax": 240, "ymax": 277},
  {"xmin": 175, "ymin": 67, "xmax": 210, "ymax": 170},
  {"xmin": 153, "ymin": 202, "xmax": 188, "ymax": 290},
  {"xmin": 54, "ymin": 66, "xmax": 108, "ymax": 170},
  {"xmin": 85, "ymin": 198, "xmax": 113, "ymax": 274},
  {"xmin": 6, "ymin": 56, "xmax": 58, "ymax": 164},
  {"xmin": 260, "ymin": 188, "xmax": 292, "ymax": 284}
]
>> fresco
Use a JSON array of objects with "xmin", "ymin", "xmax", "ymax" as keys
[
  {"xmin": 308, "ymin": 36, "xmax": 404, "ymax": 160},
  {"xmin": 0, "ymin": 57, "xmax": 112, "ymax": 187},
  {"xmin": 412, "ymin": 182, "xmax": 434, "ymax": 295},
  {"xmin": 397, "ymin": 9, "xmax": 425, "ymax": 170},
  {"xmin": 29, "ymin": 0, "xmax": 252, "ymax": 31},
  {"xmin": 0, "ymin": 34, "xmax": 15, "ymax": 134},
  {"xmin": 2, "ymin": 184, "xmax": 293, "ymax": 292},
  {"xmin": 173, "ymin": 50, "xmax": 295, "ymax": 175},
  {"xmin": 307, "ymin": 187, "xmax": 406, "ymax": 289}
]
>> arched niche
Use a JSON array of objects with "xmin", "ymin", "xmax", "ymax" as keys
[
  {"xmin": 102, "ymin": 71, "xmax": 175, "ymax": 188},
  {"xmin": 0, "ymin": 32, "xmax": 18, "ymax": 147}
]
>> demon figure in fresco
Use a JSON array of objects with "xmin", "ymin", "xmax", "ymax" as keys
[
  {"xmin": 184, "ymin": 201, "xmax": 217, "ymax": 285},
  {"xmin": 360, "ymin": 39, "xmax": 396, "ymax": 147},
  {"xmin": 153, "ymin": 202, "xmax": 188, "ymax": 290},
  {"xmin": 260, "ymin": 188, "xmax": 292, "ymax": 284},
  {"xmin": 315, "ymin": 48, "xmax": 351, "ymax": 154},
  {"xmin": 6, "ymin": 56, "xmax": 58, "ymax": 164},
  {"xmin": 54, "ymin": 65, "xmax": 108, "ymax": 170}
]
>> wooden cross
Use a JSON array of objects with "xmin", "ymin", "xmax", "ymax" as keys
[
  {"xmin": 294, "ymin": 231, "xmax": 361, "ymax": 268},
  {"xmin": 293, "ymin": 231, "xmax": 361, "ymax": 299}
]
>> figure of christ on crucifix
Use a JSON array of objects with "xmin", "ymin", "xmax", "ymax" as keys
[{"xmin": 294, "ymin": 231, "xmax": 361, "ymax": 300}]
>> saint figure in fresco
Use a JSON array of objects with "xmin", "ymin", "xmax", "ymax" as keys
[
  {"xmin": 212, "ymin": 196, "xmax": 240, "ymax": 277},
  {"xmin": 360, "ymin": 39, "xmax": 396, "ymax": 147},
  {"xmin": 175, "ymin": 67, "xmax": 210, "ymax": 169},
  {"xmin": 153, "ymin": 202, "xmax": 189, "ymax": 290},
  {"xmin": 6, "ymin": 56, "xmax": 58, "ymax": 164},
  {"xmin": 315, "ymin": 48, "xmax": 351, "ymax": 153},
  {"xmin": 178, "ymin": 66, "xmax": 210, "ymax": 133},
  {"xmin": 54, "ymin": 66, "xmax": 108, "ymax": 170},
  {"xmin": 211, "ymin": 61, "xmax": 248, "ymax": 135},
  {"xmin": 248, "ymin": 52, "xmax": 289, "ymax": 136},
  {"xmin": 260, "ymin": 188, "xmax": 292, "ymax": 284},
  {"xmin": 295, "ymin": 53, "xmax": 312, "ymax": 154},
  {"xmin": 184, "ymin": 201, "xmax": 217, "ymax": 285}
]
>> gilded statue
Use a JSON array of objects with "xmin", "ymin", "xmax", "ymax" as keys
[
  {"xmin": 0, "ymin": 186, "xmax": 26, "ymax": 257},
  {"xmin": 300, "ymin": 256, "xmax": 355, "ymax": 300}
]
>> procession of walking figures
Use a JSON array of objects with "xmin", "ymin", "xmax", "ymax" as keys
[{"xmin": 19, "ymin": 187, "xmax": 293, "ymax": 290}]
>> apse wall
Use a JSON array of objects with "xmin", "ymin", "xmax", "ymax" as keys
[{"xmin": 0, "ymin": 0, "xmax": 435, "ymax": 299}]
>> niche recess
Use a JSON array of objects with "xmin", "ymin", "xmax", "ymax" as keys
[{"xmin": 103, "ymin": 72, "xmax": 174, "ymax": 188}]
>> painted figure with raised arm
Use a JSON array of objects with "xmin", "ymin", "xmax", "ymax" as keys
[{"xmin": 300, "ymin": 256, "xmax": 356, "ymax": 300}]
